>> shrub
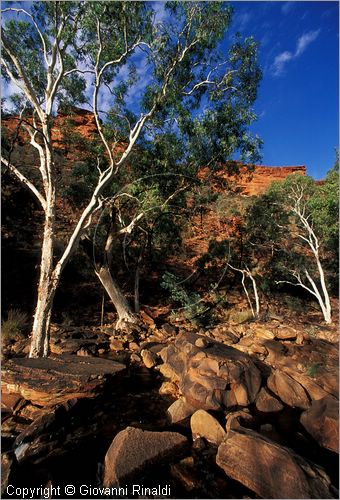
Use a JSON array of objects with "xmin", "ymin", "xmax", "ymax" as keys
[
  {"xmin": 161, "ymin": 272, "xmax": 208, "ymax": 325},
  {"xmin": 2, "ymin": 309, "xmax": 29, "ymax": 340}
]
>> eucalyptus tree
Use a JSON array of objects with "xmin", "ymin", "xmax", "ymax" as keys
[
  {"xmin": 244, "ymin": 171, "xmax": 338, "ymax": 323},
  {"xmin": 1, "ymin": 1, "xmax": 261, "ymax": 357}
]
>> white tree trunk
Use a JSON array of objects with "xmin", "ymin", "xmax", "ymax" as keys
[
  {"xmin": 29, "ymin": 213, "xmax": 57, "ymax": 357},
  {"xmin": 95, "ymin": 264, "xmax": 139, "ymax": 329},
  {"xmin": 29, "ymin": 118, "xmax": 58, "ymax": 358},
  {"xmin": 304, "ymin": 267, "xmax": 332, "ymax": 324},
  {"xmin": 315, "ymin": 258, "xmax": 332, "ymax": 323}
]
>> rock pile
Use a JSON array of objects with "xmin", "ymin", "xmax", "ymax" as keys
[{"xmin": 139, "ymin": 329, "xmax": 339, "ymax": 498}]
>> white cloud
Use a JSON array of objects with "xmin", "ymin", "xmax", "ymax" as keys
[
  {"xmin": 271, "ymin": 29, "xmax": 321, "ymax": 77},
  {"xmin": 295, "ymin": 30, "xmax": 320, "ymax": 57},
  {"xmin": 272, "ymin": 51, "xmax": 293, "ymax": 76},
  {"xmin": 1, "ymin": 78, "xmax": 26, "ymax": 111},
  {"xmin": 152, "ymin": 2, "xmax": 170, "ymax": 25},
  {"xmin": 281, "ymin": 2, "xmax": 294, "ymax": 15},
  {"xmin": 233, "ymin": 11, "xmax": 252, "ymax": 33}
]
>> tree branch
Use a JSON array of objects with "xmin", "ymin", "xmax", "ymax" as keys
[
  {"xmin": 1, "ymin": 7, "xmax": 49, "ymax": 67},
  {"xmin": 1, "ymin": 156, "xmax": 46, "ymax": 211}
]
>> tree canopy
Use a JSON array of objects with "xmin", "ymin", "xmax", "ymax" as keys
[{"xmin": 1, "ymin": 1, "xmax": 263, "ymax": 356}]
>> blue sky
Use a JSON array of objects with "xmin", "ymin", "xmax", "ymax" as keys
[
  {"xmin": 2, "ymin": 1, "xmax": 338, "ymax": 180},
  {"xmin": 228, "ymin": 1, "xmax": 338, "ymax": 179}
]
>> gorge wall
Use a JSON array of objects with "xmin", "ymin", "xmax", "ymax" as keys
[
  {"xmin": 2, "ymin": 107, "xmax": 306, "ymax": 196},
  {"xmin": 230, "ymin": 165, "xmax": 306, "ymax": 195}
]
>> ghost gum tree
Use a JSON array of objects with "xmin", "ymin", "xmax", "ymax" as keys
[
  {"xmin": 246, "ymin": 171, "xmax": 338, "ymax": 324},
  {"xmin": 1, "ymin": 1, "xmax": 261, "ymax": 357}
]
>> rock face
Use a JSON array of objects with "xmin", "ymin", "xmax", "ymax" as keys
[
  {"xmin": 234, "ymin": 165, "xmax": 306, "ymax": 195},
  {"xmin": 190, "ymin": 410, "xmax": 226, "ymax": 445},
  {"xmin": 255, "ymin": 387, "xmax": 284, "ymax": 413},
  {"xmin": 103, "ymin": 427, "xmax": 188, "ymax": 487},
  {"xmin": 159, "ymin": 332, "xmax": 261, "ymax": 411},
  {"xmin": 216, "ymin": 428, "xmax": 333, "ymax": 499},
  {"xmin": 199, "ymin": 164, "xmax": 306, "ymax": 196},
  {"xmin": 267, "ymin": 369, "xmax": 310, "ymax": 410},
  {"xmin": 1, "ymin": 355, "xmax": 125, "ymax": 406},
  {"xmin": 300, "ymin": 396, "xmax": 339, "ymax": 453},
  {"xmin": 2, "ymin": 108, "xmax": 98, "ymax": 159},
  {"xmin": 167, "ymin": 398, "xmax": 196, "ymax": 424},
  {"xmin": 11, "ymin": 397, "xmax": 109, "ymax": 464},
  {"xmin": 1, "ymin": 453, "xmax": 15, "ymax": 495},
  {"xmin": 3, "ymin": 110, "xmax": 306, "ymax": 198}
]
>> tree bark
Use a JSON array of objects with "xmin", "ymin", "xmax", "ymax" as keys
[
  {"xmin": 29, "ymin": 118, "xmax": 58, "ymax": 358},
  {"xmin": 95, "ymin": 264, "xmax": 139, "ymax": 329},
  {"xmin": 29, "ymin": 213, "xmax": 57, "ymax": 357}
]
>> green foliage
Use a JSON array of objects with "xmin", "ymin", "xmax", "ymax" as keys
[
  {"xmin": 284, "ymin": 295, "xmax": 305, "ymax": 314},
  {"xmin": 63, "ymin": 161, "xmax": 99, "ymax": 206},
  {"xmin": 2, "ymin": 309, "xmax": 29, "ymax": 339},
  {"xmin": 242, "ymin": 168, "xmax": 339, "ymax": 294},
  {"xmin": 161, "ymin": 271, "xmax": 207, "ymax": 323},
  {"xmin": 305, "ymin": 362, "xmax": 322, "ymax": 378},
  {"xmin": 215, "ymin": 192, "xmax": 252, "ymax": 220},
  {"xmin": 308, "ymin": 166, "xmax": 339, "ymax": 254},
  {"xmin": 2, "ymin": 1, "xmax": 265, "ymax": 323},
  {"xmin": 229, "ymin": 309, "xmax": 254, "ymax": 324},
  {"xmin": 304, "ymin": 325, "xmax": 320, "ymax": 338}
]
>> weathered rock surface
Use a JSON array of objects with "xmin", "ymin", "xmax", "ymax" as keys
[
  {"xmin": 170, "ymin": 462, "xmax": 197, "ymax": 492},
  {"xmin": 103, "ymin": 427, "xmax": 188, "ymax": 487},
  {"xmin": 253, "ymin": 326, "xmax": 275, "ymax": 340},
  {"xmin": 167, "ymin": 398, "xmax": 196, "ymax": 424},
  {"xmin": 12, "ymin": 398, "xmax": 107, "ymax": 464},
  {"xmin": 141, "ymin": 349, "xmax": 158, "ymax": 369},
  {"xmin": 267, "ymin": 369, "xmax": 310, "ymax": 409},
  {"xmin": 300, "ymin": 396, "xmax": 339, "ymax": 453},
  {"xmin": 255, "ymin": 387, "xmax": 284, "ymax": 413},
  {"xmin": 1, "ymin": 452, "xmax": 16, "ymax": 495},
  {"xmin": 229, "ymin": 331, "xmax": 338, "ymax": 405},
  {"xmin": 1, "ymin": 355, "xmax": 125, "ymax": 406},
  {"xmin": 216, "ymin": 428, "xmax": 333, "ymax": 499},
  {"xmin": 190, "ymin": 410, "xmax": 226, "ymax": 445},
  {"xmin": 159, "ymin": 332, "xmax": 261, "ymax": 410},
  {"xmin": 270, "ymin": 340, "xmax": 339, "ymax": 400},
  {"xmin": 225, "ymin": 409, "xmax": 255, "ymax": 433},
  {"xmin": 275, "ymin": 325, "xmax": 297, "ymax": 340}
]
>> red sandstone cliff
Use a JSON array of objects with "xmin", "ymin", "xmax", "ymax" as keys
[
  {"xmin": 198, "ymin": 164, "xmax": 306, "ymax": 196},
  {"xmin": 2, "ymin": 107, "xmax": 306, "ymax": 196}
]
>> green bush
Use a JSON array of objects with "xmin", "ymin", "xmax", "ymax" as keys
[
  {"xmin": 2, "ymin": 309, "xmax": 29, "ymax": 340},
  {"xmin": 161, "ymin": 272, "xmax": 208, "ymax": 325}
]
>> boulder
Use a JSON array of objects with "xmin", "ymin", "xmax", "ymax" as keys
[
  {"xmin": 159, "ymin": 332, "xmax": 261, "ymax": 411},
  {"xmin": 167, "ymin": 398, "xmax": 196, "ymax": 424},
  {"xmin": 275, "ymin": 326, "xmax": 297, "ymax": 340},
  {"xmin": 255, "ymin": 387, "xmax": 284, "ymax": 413},
  {"xmin": 109, "ymin": 339, "xmax": 125, "ymax": 351},
  {"xmin": 1, "ymin": 392, "xmax": 23, "ymax": 412},
  {"xmin": 216, "ymin": 428, "xmax": 333, "ymax": 499},
  {"xmin": 158, "ymin": 381, "xmax": 178, "ymax": 397},
  {"xmin": 225, "ymin": 409, "xmax": 255, "ymax": 433},
  {"xmin": 253, "ymin": 326, "xmax": 275, "ymax": 340},
  {"xmin": 300, "ymin": 396, "xmax": 339, "ymax": 453},
  {"xmin": 103, "ymin": 427, "xmax": 187, "ymax": 487},
  {"xmin": 1, "ymin": 452, "xmax": 16, "ymax": 496},
  {"xmin": 170, "ymin": 462, "xmax": 197, "ymax": 492},
  {"xmin": 268, "ymin": 339, "xmax": 338, "ymax": 399},
  {"xmin": 284, "ymin": 372, "xmax": 331, "ymax": 402},
  {"xmin": 1, "ymin": 355, "xmax": 125, "ymax": 406},
  {"xmin": 162, "ymin": 323, "xmax": 177, "ymax": 336},
  {"xmin": 267, "ymin": 370, "xmax": 310, "ymax": 409},
  {"xmin": 141, "ymin": 349, "xmax": 158, "ymax": 369},
  {"xmin": 190, "ymin": 410, "xmax": 226, "ymax": 446},
  {"xmin": 13, "ymin": 399, "xmax": 106, "ymax": 464}
]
